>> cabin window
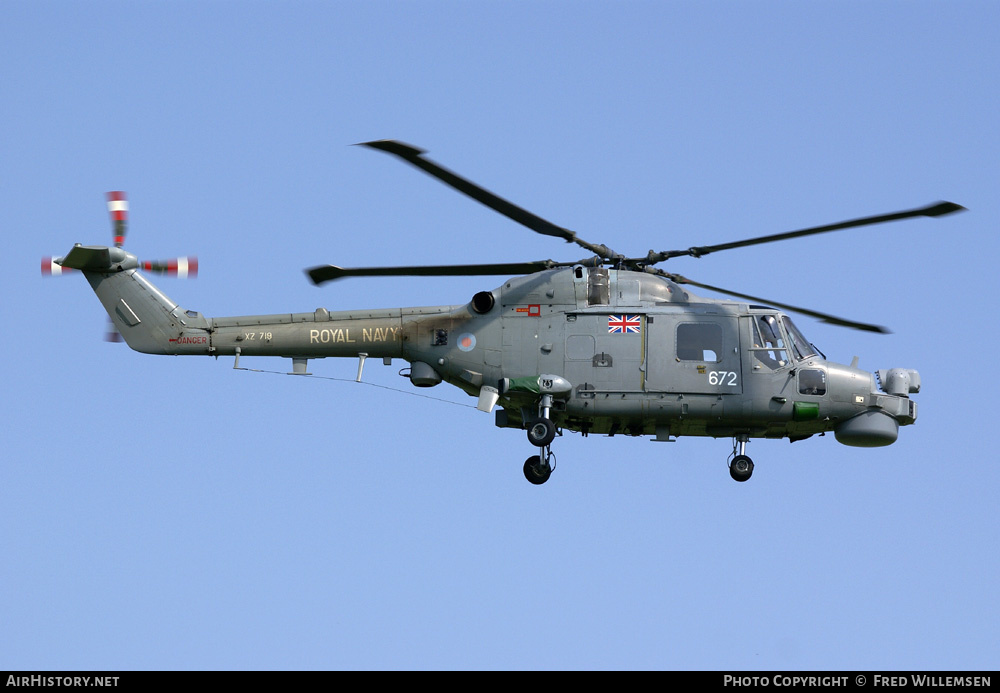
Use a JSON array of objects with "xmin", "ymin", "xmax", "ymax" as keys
[
  {"xmin": 676, "ymin": 323, "xmax": 722, "ymax": 362},
  {"xmin": 750, "ymin": 315, "xmax": 788, "ymax": 370}
]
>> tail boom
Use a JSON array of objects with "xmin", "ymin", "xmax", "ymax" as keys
[{"xmin": 69, "ymin": 245, "xmax": 451, "ymax": 363}]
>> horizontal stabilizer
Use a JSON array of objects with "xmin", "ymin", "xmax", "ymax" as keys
[{"xmin": 60, "ymin": 245, "xmax": 119, "ymax": 271}]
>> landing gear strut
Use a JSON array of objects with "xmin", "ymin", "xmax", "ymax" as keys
[
  {"xmin": 729, "ymin": 434, "xmax": 754, "ymax": 482},
  {"xmin": 524, "ymin": 394, "xmax": 557, "ymax": 484}
]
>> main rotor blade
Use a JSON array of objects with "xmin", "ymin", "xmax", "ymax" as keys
[
  {"xmin": 648, "ymin": 201, "xmax": 966, "ymax": 263},
  {"xmin": 359, "ymin": 140, "xmax": 621, "ymax": 260},
  {"xmin": 661, "ymin": 271, "xmax": 890, "ymax": 333},
  {"xmin": 307, "ymin": 260, "xmax": 563, "ymax": 285}
]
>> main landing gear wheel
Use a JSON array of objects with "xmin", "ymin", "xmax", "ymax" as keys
[
  {"xmin": 523, "ymin": 455, "xmax": 552, "ymax": 485},
  {"xmin": 729, "ymin": 454, "xmax": 754, "ymax": 482},
  {"xmin": 526, "ymin": 418, "xmax": 556, "ymax": 447}
]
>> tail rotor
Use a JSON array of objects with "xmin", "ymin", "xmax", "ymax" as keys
[{"xmin": 43, "ymin": 191, "xmax": 198, "ymax": 341}]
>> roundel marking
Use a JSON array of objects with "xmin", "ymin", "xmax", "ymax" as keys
[{"xmin": 458, "ymin": 333, "xmax": 476, "ymax": 352}]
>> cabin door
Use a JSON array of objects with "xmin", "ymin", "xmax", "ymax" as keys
[{"xmin": 644, "ymin": 314, "xmax": 743, "ymax": 395}]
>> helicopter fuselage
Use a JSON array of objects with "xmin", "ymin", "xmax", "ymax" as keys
[
  {"xmin": 49, "ymin": 142, "xmax": 958, "ymax": 483},
  {"xmin": 82, "ymin": 252, "xmax": 917, "ymax": 451}
]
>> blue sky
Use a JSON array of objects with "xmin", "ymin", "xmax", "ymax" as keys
[{"xmin": 2, "ymin": 0, "xmax": 997, "ymax": 670}]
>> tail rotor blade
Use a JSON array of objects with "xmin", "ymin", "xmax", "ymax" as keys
[
  {"xmin": 105, "ymin": 317, "xmax": 124, "ymax": 343},
  {"xmin": 140, "ymin": 256, "xmax": 198, "ymax": 278},
  {"xmin": 107, "ymin": 191, "xmax": 128, "ymax": 247},
  {"xmin": 41, "ymin": 257, "xmax": 74, "ymax": 276}
]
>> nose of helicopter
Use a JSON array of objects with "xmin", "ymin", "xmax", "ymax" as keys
[{"xmin": 834, "ymin": 367, "xmax": 920, "ymax": 447}]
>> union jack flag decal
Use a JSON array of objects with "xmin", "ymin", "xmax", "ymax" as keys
[{"xmin": 608, "ymin": 315, "xmax": 641, "ymax": 334}]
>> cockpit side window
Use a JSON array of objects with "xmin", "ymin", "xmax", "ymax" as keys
[
  {"xmin": 782, "ymin": 316, "xmax": 817, "ymax": 360},
  {"xmin": 799, "ymin": 368, "xmax": 827, "ymax": 395},
  {"xmin": 750, "ymin": 315, "xmax": 788, "ymax": 370}
]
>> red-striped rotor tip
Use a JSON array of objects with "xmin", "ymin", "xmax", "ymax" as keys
[
  {"xmin": 140, "ymin": 256, "xmax": 198, "ymax": 278},
  {"xmin": 107, "ymin": 191, "xmax": 128, "ymax": 247},
  {"xmin": 41, "ymin": 257, "xmax": 74, "ymax": 275}
]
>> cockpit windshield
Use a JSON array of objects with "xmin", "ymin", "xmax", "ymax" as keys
[{"xmin": 781, "ymin": 316, "xmax": 818, "ymax": 360}]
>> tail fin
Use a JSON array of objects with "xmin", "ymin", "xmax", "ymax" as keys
[{"xmin": 61, "ymin": 244, "xmax": 207, "ymax": 354}]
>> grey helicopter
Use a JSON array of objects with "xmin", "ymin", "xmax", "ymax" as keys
[{"xmin": 43, "ymin": 140, "xmax": 964, "ymax": 484}]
